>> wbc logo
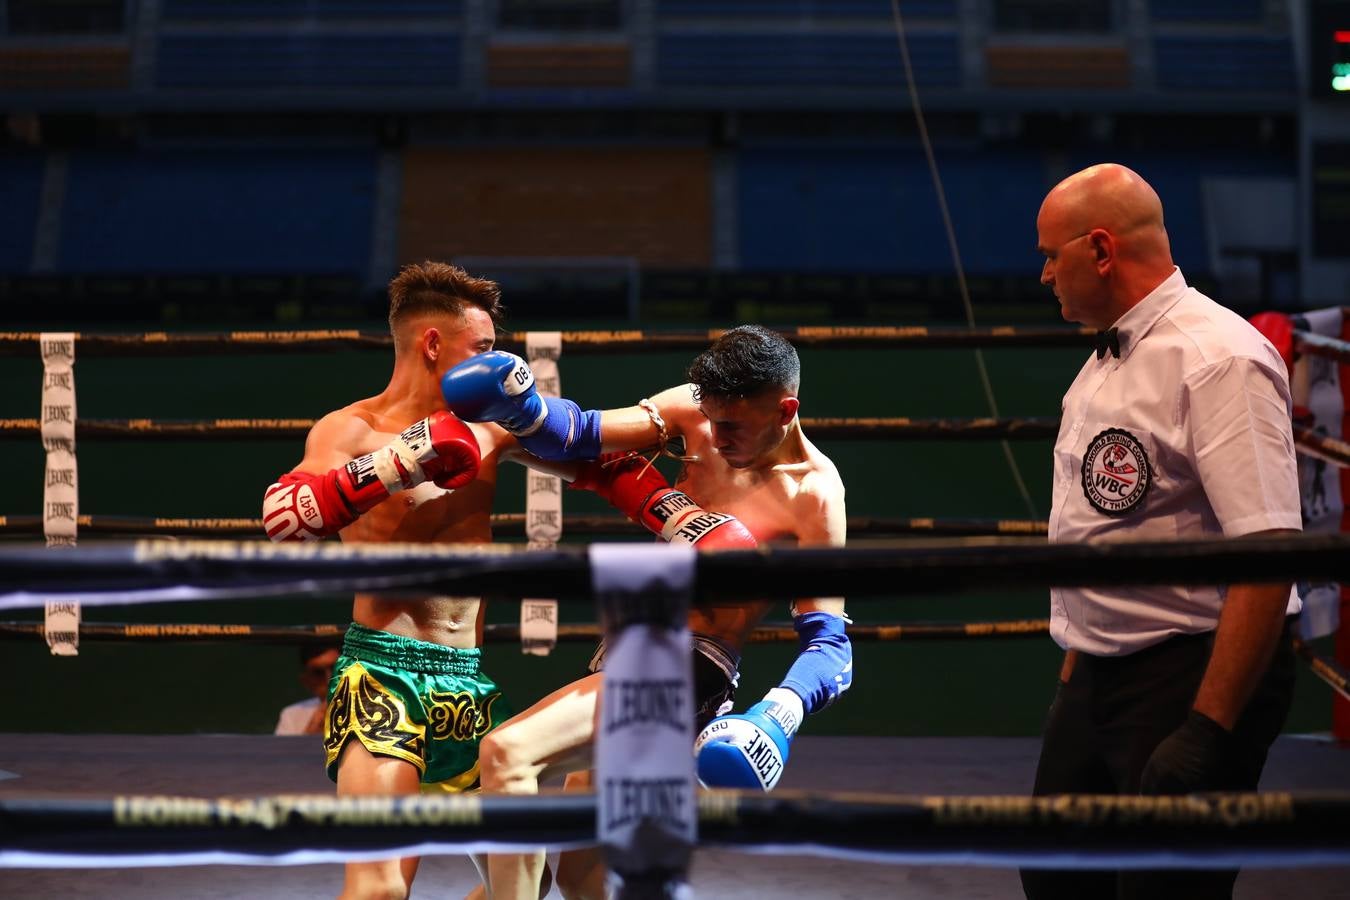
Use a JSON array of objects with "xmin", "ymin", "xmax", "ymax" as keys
[{"xmin": 1081, "ymin": 428, "xmax": 1152, "ymax": 516}]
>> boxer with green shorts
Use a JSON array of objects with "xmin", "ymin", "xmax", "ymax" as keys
[
  {"xmin": 264, "ymin": 262, "xmax": 558, "ymax": 898},
  {"xmin": 324, "ymin": 623, "xmax": 513, "ymax": 791}
]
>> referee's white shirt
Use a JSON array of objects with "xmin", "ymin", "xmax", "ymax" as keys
[{"xmin": 1049, "ymin": 267, "xmax": 1302, "ymax": 656}]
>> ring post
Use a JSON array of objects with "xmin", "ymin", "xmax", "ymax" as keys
[{"xmin": 591, "ymin": 543, "xmax": 697, "ymax": 899}]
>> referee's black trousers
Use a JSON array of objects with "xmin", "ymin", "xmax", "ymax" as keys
[{"xmin": 1019, "ymin": 622, "xmax": 1296, "ymax": 900}]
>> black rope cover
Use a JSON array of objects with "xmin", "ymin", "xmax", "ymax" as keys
[
  {"xmin": 2, "ymin": 790, "xmax": 1347, "ymax": 868},
  {"xmin": 2, "ymin": 534, "xmax": 1349, "ymax": 607}
]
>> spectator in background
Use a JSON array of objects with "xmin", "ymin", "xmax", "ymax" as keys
[{"xmin": 274, "ymin": 642, "xmax": 341, "ymax": 735}]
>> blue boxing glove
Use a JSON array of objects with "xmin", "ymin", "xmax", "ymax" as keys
[
  {"xmin": 441, "ymin": 350, "xmax": 544, "ymax": 433},
  {"xmin": 694, "ymin": 687, "xmax": 802, "ymax": 791},
  {"xmin": 440, "ymin": 351, "xmax": 602, "ymax": 461}
]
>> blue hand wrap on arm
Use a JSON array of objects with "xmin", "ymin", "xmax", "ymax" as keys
[
  {"xmin": 778, "ymin": 611, "xmax": 852, "ymax": 715},
  {"xmin": 515, "ymin": 396, "xmax": 603, "ymax": 461}
]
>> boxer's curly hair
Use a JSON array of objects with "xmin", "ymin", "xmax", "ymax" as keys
[
  {"xmin": 387, "ymin": 261, "xmax": 504, "ymax": 332},
  {"xmin": 686, "ymin": 325, "xmax": 800, "ymax": 402}
]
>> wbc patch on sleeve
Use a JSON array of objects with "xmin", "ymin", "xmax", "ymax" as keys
[{"xmin": 1080, "ymin": 428, "xmax": 1152, "ymax": 516}]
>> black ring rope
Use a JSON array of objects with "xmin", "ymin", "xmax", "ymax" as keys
[
  {"xmin": 12, "ymin": 325, "xmax": 1339, "ymax": 362},
  {"xmin": 0, "ymin": 619, "xmax": 1052, "ymax": 644},
  {"xmin": 2, "ymin": 534, "xmax": 1349, "ymax": 606},
  {"xmin": 0, "ymin": 326, "xmax": 1098, "ymax": 357},
  {"xmin": 0, "ymin": 417, "xmax": 1063, "ymax": 442},
  {"xmin": 8, "ymin": 619, "xmax": 1344, "ymax": 703},
  {"xmin": 0, "ymin": 513, "xmax": 1048, "ymax": 538},
  {"xmin": 1291, "ymin": 425, "xmax": 1350, "ymax": 469},
  {"xmin": 1292, "ymin": 637, "xmax": 1350, "ymax": 702},
  {"xmin": 5, "ymin": 418, "xmax": 1342, "ymax": 466},
  {"xmin": 1293, "ymin": 329, "xmax": 1350, "ymax": 366},
  {"xmin": 1, "ymin": 790, "xmax": 1347, "ymax": 868}
]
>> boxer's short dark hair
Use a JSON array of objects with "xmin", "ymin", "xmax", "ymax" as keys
[
  {"xmin": 687, "ymin": 325, "xmax": 800, "ymax": 402},
  {"xmin": 388, "ymin": 261, "xmax": 504, "ymax": 330}
]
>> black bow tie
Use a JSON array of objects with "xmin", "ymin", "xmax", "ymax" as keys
[{"xmin": 1095, "ymin": 328, "xmax": 1120, "ymax": 360}]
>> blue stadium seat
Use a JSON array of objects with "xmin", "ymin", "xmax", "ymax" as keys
[
  {"xmin": 58, "ymin": 149, "xmax": 377, "ymax": 274},
  {"xmin": 1153, "ymin": 36, "xmax": 1294, "ymax": 92},
  {"xmin": 156, "ymin": 33, "xmax": 460, "ymax": 88},
  {"xmin": 0, "ymin": 154, "xmax": 44, "ymax": 273},
  {"xmin": 161, "ymin": 0, "xmax": 460, "ymax": 20},
  {"xmin": 658, "ymin": 0, "xmax": 955, "ymax": 17},
  {"xmin": 658, "ymin": 32, "xmax": 960, "ymax": 87},
  {"xmin": 737, "ymin": 146, "xmax": 1043, "ymax": 274},
  {"xmin": 1147, "ymin": 0, "xmax": 1261, "ymax": 22}
]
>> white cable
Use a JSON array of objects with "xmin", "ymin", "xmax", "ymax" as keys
[{"xmin": 887, "ymin": 1, "xmax": 1039, "ymax": 518}]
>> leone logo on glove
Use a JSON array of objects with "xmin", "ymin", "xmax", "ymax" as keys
[
  {"xmin": 693, "ymin": 694, "xmax": 797, "ymax": 792},
  {"xmin": 670, "ymin": 512, "xmax": 736, "ymax": 545},
  {"xmin": 739, "ymin": 730, "xmax": 785, "ymax": 787}
]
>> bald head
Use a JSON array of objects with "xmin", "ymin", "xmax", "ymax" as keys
[
  {"xmin": 1036, "ymin": 163, "xmax": 1179, "ymax": 328},
  {"xmin": 1041, "ymin": 164, "xmax": 1169, "ymax": 260}
]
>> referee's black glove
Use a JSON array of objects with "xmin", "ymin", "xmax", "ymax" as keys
[{"xmin": 1139, "ymin": 709, "xmax": 1234, "ymax": 794}]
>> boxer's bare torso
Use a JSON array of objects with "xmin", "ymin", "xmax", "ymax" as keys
[
  {"xmin": 295, "ymin": 395, "xmax": 521, "ymax": 649},
  {"xmin": 647, "ymin": 384, "xmax": 847, "ymax": 649}
]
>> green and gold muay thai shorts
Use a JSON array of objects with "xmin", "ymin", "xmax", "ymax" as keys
[{"xmin": 324, "ymin": 623, "xmax": 512, "ymax": 792}]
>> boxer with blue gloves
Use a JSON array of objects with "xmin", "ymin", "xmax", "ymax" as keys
[
  {"xmin": 441, "ymin": 350, "xmax": 603, "ymax": 461},
  {"xmin": 574, "ymin": 450, "xmax": 851, "ymax": 793},
  {"xmin": 475, "ymin": 326, "xmax": 850, "ymax": 900}
]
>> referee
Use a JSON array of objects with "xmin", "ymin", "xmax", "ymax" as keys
[{"xmin": 1022, "ymin": 163, "xmax": 1301, "ymax": 900}]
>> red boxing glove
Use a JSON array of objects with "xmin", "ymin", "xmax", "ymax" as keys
[
  {"xmin": 571, "ymin": 453, "xmax": 757, "ymax": 549},
  {"xmin": 415, "ymin": 410, "xmax": 482, "ymax": 491},
  {"xmin": 1249, "ymin": 311, "xmax": 1295, "ymax": 377},
  {"xmin": 571, "ymin": 453, "xmax": 672, "ymax": 532},
  {"xmin": 262, "ymin": 411, "xmax": 480, "ymax": 542},
  {"xmin": 662, "ymin": 503, "xmax": 758, "ymax": 549}
]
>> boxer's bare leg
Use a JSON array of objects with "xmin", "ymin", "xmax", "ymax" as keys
[
  {"xmin": 556, "ymin": 769, "xmax": 608, "ymax": 900},
  {"xmin": 336, "ymin": 741, "xmax": 422, "ymax": 900},
  {"xmin": 466, "ymin": 854, "xmax": 553, "ymax": 900},
  {"xmin": 479, "ymin": 673, "xmax": 603, "ymax": 900}
]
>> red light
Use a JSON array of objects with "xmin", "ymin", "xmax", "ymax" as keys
[{"xmin": 1336, "ymin": 30, "xmax": 1350, "ymax": 43}]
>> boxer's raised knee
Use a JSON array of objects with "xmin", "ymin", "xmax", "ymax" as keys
[{"xmin": 478, "ymin": 725, "xmax": 542, "ymax": 794}]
